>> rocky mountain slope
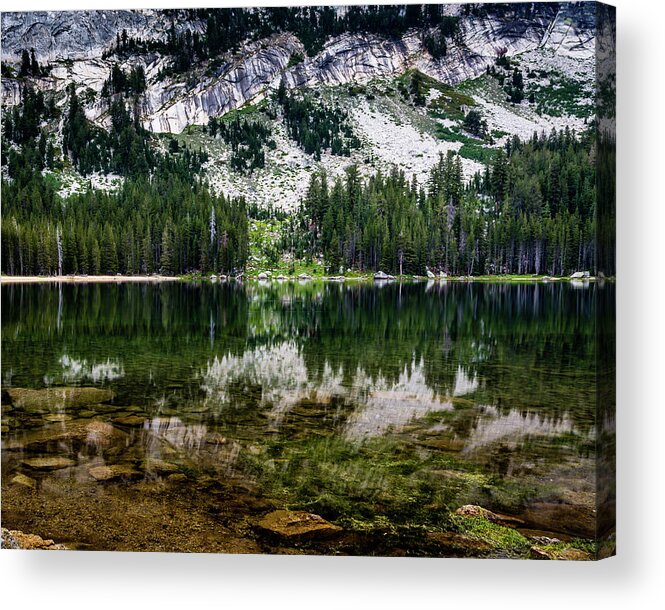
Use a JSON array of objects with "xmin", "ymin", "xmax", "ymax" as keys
[{"xmin": 1, "ymin": 4, "xmax": 598, "ymax": 210}]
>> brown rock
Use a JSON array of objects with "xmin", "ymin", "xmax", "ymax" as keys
[
  {"xmin": 530, "ymin": 546, "xmax": 592, "ymax": 561},
  {"xmin": 43, "ymin": 413, "xmax": 73, "ymax": 422},
  {"xmin": 257, "ymin": 510, "xmax": 342, "ymax": 541},
  {"xmin": 454, "ymin": 505, "xmax": 525, "ymax": 528},
  {"xmin": 521, "ymin": 502, "xmax": 596, "ymax": 538},
  {"xmin": 143, "ymin": 458, "xmax": 180, "ymax": 475},
  {"xmin": 167, "ymin": 473, "xmax": 188, "ymax": 484},
  {"xmin": 7, "ymin": 387, "xmax": 114, "ymax": 413},
  {"xmin": 22, "ymin": 457, "xmax": 76, "ymax": 471},
  {"xmin": 1, "ymin": 528, "xmax": 68, "ymax": 550},
  {"xmin": 455, "ymin": 505, "xmax": 500, "ymax": 522},
  {"xmin": 113, "ymin": 415, "xmax": 147, "ymax": 426},
  {"xmin": 11, "ymin": 473, "xmax": 37, "ymax": 489},
  {"xmin": 88, "ymin": 464, "xmax": 141, "ymax": 481},
  {"xmin": 4, "ymin": 420, "xmax": 125, "ymax": 452}
]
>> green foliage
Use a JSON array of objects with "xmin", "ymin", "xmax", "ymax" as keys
[
  {"xmin": 458, "ymin": 143, "xmax": 497, "ymax": 164},
  {"xmin": 58, "ymin": 86, "xmax": 207, "ymax": 178},
  {"xmin": 462, "ymin": 109, "xmax": 488, "ymax": 138},
  {"xmin": 452, "ymin": 515, "xmax": 531, "ymax": 555},
  {"xmin": 286, "ymin": 51, "xmax": 304, "ymax": 69},
  {"xmin": 101, "ymin": 63, "xmax": 146, "ymax": 97},
  {"xmin": 1, "ymin": 172, "xmax": 249, "ymax": 276},
  {"xmin": 531, "ymin": 74, "xmax": 593, "ymax": 118},
  {"xmin": 208, "ymin": 114, "xmax": 273, "ymax": 173},
  {"xmin": 289, "ymin": 127, "xmax": 602, "ymax": 277},
  {"xmin": 279, "ymin": 91, "xmax": 360, "ymax": 160}
]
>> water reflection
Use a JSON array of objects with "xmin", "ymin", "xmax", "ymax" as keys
[{"xmin": 1, "ymin": 280, "xmax": 613, "ymax": 550}]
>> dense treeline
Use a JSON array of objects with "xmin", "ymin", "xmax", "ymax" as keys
[
  {"xmin": 1, "ymin": 173, "xmax": 249, "ymax": 276},
  {"xmin": 208, "ymin": 115, "xmax": 275, "ymax": 173},
  {"xmin": 101, "ymin": 63, "xmax": 147, "ymax": 97},
  {"xmin": 290, "ymin": 128, "xmax": 599, "ymax": 276},
  {"xmin": 106, "ymin": 6, "xmax": 460, "ymax": 78},
  {"xmin": 2, "ymin": 87, "xmax": 246, "ymax": 276},
  {"xmin": 2, "ymin": 86, "xmax": 61, "ymax": 179},
  {"xmin": 278, "ymin": 84, "xmax": 360, "ymax": 160}
]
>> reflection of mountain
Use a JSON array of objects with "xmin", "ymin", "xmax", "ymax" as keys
[
  {"xmin": 59, "ymin": 354, "xmax": 124, "ymax": 383},
  {"xmin": 2, "ymin": 281, "xmax": 610, "ymax": 434},
  {"xmin": 201, "ymin": 344, "xmax": 478, "ymax": 438},
  {"xmin": 459, "ymin": 406, "xmax": 582, "ymax": 453}
]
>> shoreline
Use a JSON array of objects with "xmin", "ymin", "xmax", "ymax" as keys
[
  {"xmin": 0, "ymin": 274, "xmax": 613, "ymax": 284},
  {"xmin": 0, "ymin": 275, "xmax": 182, "ymax": 284}
]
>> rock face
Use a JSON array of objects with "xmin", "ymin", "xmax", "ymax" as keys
[
  {"xmin": 0, "ymin": 10, "xmax": 199, "ymax": 62},
  {"xmin": 1, "ymin": 5, "xmax": 596, "ymax": 134},
  {"xmin": 256, "ymin": 509, "xmax": 342, "ymax": 541}
]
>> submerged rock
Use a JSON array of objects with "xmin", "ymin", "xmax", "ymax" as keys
[
  {"xmin": 3, "ymin": 420, "xmax": 126, "ymax": 452},
  {"xmin": 143, "ymin": 458, "xmax": 180, "ymax": 475},
  {"xmin": 88, "ymin": 463, "xmax": 141, "ymax": 481},
  {"xmin": 11, "ymin": 473, "xmax": 37, "ymax": 489},
  {"xmin": 6, "ymin": 387, "xmax": 114, "ymax": 413},
  {"xmin": 257, "ymin": 510, "xmax": 342, "ymax": 541},
  {"xmin": 113, "ymin": 415, "xmax": 147, "ymax": 427},
  {"xmin": 43, "ymin": 413, "xmax": 74, "ymax": 422},
  {"xmin": 22, "ymin": 456, "xmax": 76, "ymax": 471}
]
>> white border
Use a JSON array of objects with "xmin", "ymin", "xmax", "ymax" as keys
[{"xmin": 2, "ymin": 1, "xmax": 664, "ymax": 608}]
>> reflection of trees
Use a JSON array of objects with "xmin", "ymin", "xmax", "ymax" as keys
[{"xmin": 1, "ymin": 281, "xmax": 613, "ymax": 429}]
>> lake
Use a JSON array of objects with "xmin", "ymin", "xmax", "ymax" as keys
[{"xmin": 1, "ymin": 280, "xmax": 613, "ymax": 556}]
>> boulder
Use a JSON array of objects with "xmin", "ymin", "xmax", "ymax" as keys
[
  {"xmin": 22, "ymin": 457, "xmax": 76, "ymax": 471},
  {"xmin": 256, "ymin": 510, "xmax": 342, "ymax": 541},
  {"xmin": 257, "ymin": 272, "xmax": 269, "ymax": 280},
  {"xmin": 569, "ymin": 271, "xmax": 590, "ymax": 279},
  {"xmin": 439, "ymin": 271, "xmax": 448, "ymax": 279},
  {"xmin": 297, "ymin": 273, "xmax": 313, "ymax": 281},
  {"xmin": 276, "ymin": 275, "xmax": 288, "ymax": 281},
  {"xmin": 374, "ymin": 270, "xmax": 395, "ymax": 280},
  {"xmin": 6, "ymin": 387, "xmax": 114, "ymax": 413},
  {"xmin": 454, "ymin": 504, "xmax": 525, "ymax": 528},
  {"xmin": 455, "ymin": 505, "xmax": 500, "ymax": 522},
  {"xmin": 426, "ymin": 268, "xmax": 436, "ymax": 279}
]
